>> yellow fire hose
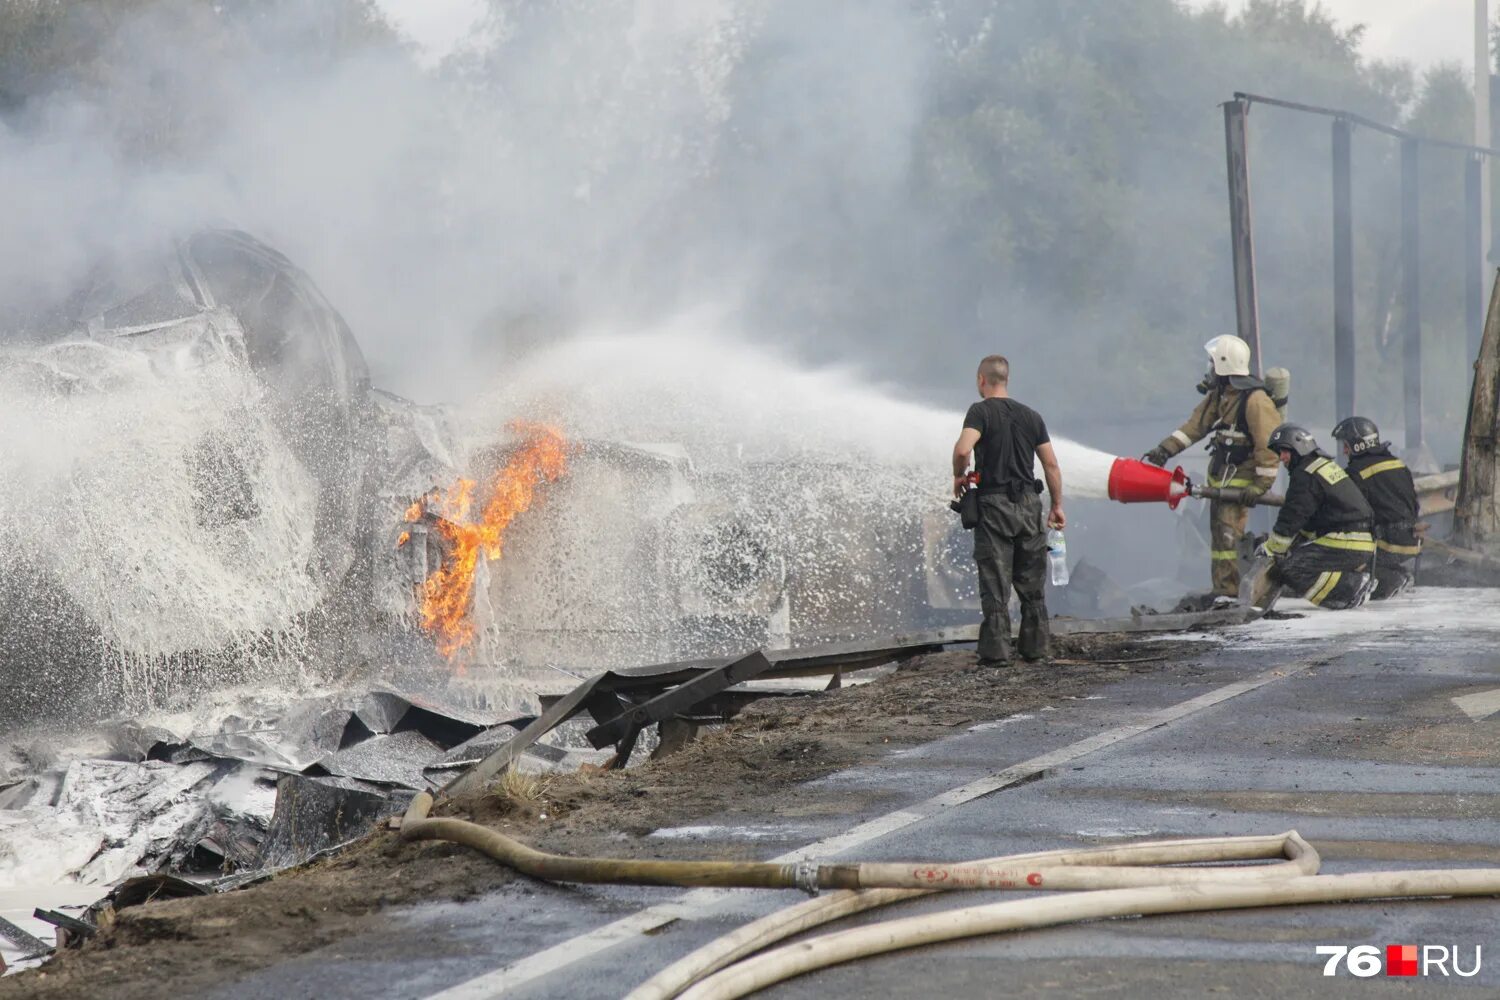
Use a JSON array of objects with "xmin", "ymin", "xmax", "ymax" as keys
[
  {"xmin": 626, "ymin": 831, "xmax": 1316, "ymax": 1000},
  {"xmin": 676, "ymin": 869, "xmax": 1500, "ymax": 1000},
  {"xmin": 400, "ymin": 793, "xmax": 1312, "ymax": 893},
  {"xmin": 399, "ymin": 795, "xmax": 1499, "ymax": 999}
]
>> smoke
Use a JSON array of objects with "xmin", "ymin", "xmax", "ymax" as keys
[
  {"xmin": 0, "ymin": 0, "xmax": 976, "ymax": 414},
  {"xmin": 0, "ymin": 1, "xmax": 1462, "ymax": 698},
  {"xmin": 0, "ymin": 0, "xmax": 1459, "ymax": 437}
]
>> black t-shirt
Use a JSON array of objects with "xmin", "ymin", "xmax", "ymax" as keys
[{"xmin": 963, "ymin": 397, "xmax": 1050, "ymax": 492}]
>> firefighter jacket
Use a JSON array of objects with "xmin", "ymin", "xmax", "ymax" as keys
[
  {"xmin": 1264, "ymin": 454, "xmax": 1375, "ymax": 556},
  {"xmin": 1155, "ymin": 377, "xmax": 1280, "ymax": 493},
  {"xmin": 1345, "ymin": 447, "xmax": 1421, "ymax": 555}
]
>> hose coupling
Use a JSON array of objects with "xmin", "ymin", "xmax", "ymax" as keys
[{"xmin": 793, "ymin": 861, "xmax": 821, "ymax": 896}]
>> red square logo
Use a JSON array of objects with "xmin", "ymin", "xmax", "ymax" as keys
[{"xmin": 1386, "ymin": 944, "xmax": 1418, "ymax": 977}]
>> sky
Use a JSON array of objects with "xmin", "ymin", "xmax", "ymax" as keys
[
  {"xmin": 377, "ymin": 0, "xmax": 1485, "ymax": 72},
  {"xmin": 1191, "ymin": 0, "xmax": 1480, "ymax": 70},
  {"xmin": 374, "ymin": 0, "xmax": 486, "ymax": 65}
]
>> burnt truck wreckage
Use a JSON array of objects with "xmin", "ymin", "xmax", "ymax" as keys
[
  {"xmin": 1, "ymin": 230, "xmax": 382, "ymax": 723},
  {"xmin": 4, "ymin": 231, "xmax": 1318, "ymax": 969},
  {"xmin": 0, "ymin": 229, "xmax": 983, "ymax": 727},
  {"xmin": 0, "ymin": 230, "xmax": 1182, "ymax": 970},
  {"xmin": 8, "ymin": 233, "xmax": 1496, "ymax": 974}
]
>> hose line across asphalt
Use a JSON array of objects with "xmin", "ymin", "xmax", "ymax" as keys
[
  {"xmin": 626, "ymin": 830, "xmax": 1318, "ymax": 1000},
  {"xmin": 676, "ymin": 869, "xmax": 1500, "ymax": 1000},
  {"xmin": 399, "ymin": 795, "xmax": 1498, "ymax": 999},
  {"xmin": 399, "ymin": 793, "xmax": 1314, "ymax": 894}
]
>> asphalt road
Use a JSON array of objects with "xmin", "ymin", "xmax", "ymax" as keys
[{"xmin": 215, "ymin": 589, "xmax": 1500, "ymax": 999}]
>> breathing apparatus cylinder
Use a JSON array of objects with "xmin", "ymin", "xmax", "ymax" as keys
[{"xmin": 1264, "ymin": 367, "xmax": 1291, "ymax": 421}]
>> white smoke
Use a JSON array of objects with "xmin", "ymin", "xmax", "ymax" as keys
[{"xmin": 0, "ymin": 2, "xmax": 1146, "ymax": 719}]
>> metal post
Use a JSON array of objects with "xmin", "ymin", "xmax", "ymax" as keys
[
  {"xmin": 1401, "ymin": 139, "xmax": 1422, "ymax": 451},
  {"xmin": 1223, "ymin": 98, "xmax": 1261, "ymax": 375},
  {"xmin": 1468, "ymin": 153, "xmax": 1485, "ymax": 363},
  {"xmin": 1332, "ymin": 118, "xmax": 1355, "ymax": 419},
  {"xmin": 1478, "ymin": 0, "xmax": 1492, "ymax": 270}
]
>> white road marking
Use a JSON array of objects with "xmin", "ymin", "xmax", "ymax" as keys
[
  {"xmin": 420, "ymin": 659, "xmax": 1317, "ymax": 1000},
  {"xmin": 1452, "ymin": 688, "xmax": 1500, "ymax": 721}
]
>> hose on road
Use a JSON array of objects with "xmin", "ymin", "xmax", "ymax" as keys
[
  {"xmin": 399, "ymin": 796, "xmax": 1498, "ymax": 999},
  {"xmin": 399, "ymin": 794, "xmax": 1312, "ymax": 893},
  {"xmin": 676, "ymin": 868, "xmax": 1500, "ymax": 1000},
  {"xmin": 627, "ymin": 831, "xmax": 1316, "ymax": 1000}
]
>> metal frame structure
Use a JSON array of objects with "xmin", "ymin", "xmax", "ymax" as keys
[
  {"xmin": 440, "ymin": 608, "xmax": 1258, "ymax": 795},
  {"xmin": 1223, "ymin": 91, "xmax": 1500, "ymax": 449}
]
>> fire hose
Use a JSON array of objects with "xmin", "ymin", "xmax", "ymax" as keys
[
  {"xmin": 672, "ymin": 869, "xmax": 1500, "ymax": 1000},
  {"xmin": 398, "ymin": 796, "xmax": 1500, "ymax": 998},
  {"xmin": 624, "ymin": 831, "xmax": 1316, "ymax": 1000},
  {"xmin": 1192, "ymin": 485, "xmax": 1284, "ymax": 507},
  {"xmin": 399, "ymin": 794, "xmax": 1311, "ymax": 892}
]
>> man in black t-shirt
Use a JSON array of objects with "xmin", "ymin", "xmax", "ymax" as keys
[{"xmin": 952, "ymin": 355, "xmax": 1065, "ymax": 666}]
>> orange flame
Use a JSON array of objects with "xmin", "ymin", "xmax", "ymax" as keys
[{"xmin": 402, "ymin": 421, "xmax": 569, "ymax": 657}]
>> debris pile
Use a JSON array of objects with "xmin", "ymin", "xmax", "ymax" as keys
[{"xmin": 0, "ymin": 684, "xmax": 611, "ymax": 970}]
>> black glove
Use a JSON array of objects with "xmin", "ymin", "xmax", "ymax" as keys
[{"xmin": 1142, "ymin": 447, "xmax": 1169, "ymax": 467}]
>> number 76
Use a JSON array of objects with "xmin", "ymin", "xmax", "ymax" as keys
[{"xmin": 1316, "ymin": 945, "xmax": 1382, "ymax": 977}]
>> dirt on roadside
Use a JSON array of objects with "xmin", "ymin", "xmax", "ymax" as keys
[{"xmin": 0, "ymin": 634, "xmax": 1212, "ymax": 1000}]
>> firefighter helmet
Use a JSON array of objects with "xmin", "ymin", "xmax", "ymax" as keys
[
  {"xmin": 1331, "ymin": 416, "xmax": 1382, "ymax": 455},
  {"xmin": 1204, "ymin": 335, "xmax": 1252, "ymax": 377},
  {"xmin": 1268, "ymin": 423, "xmax": 1320, "ymax": 459}
]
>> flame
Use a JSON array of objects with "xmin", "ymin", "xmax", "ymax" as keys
[{"xmin": 402, "ymin": 421, "xmax": 569, "ymax": 657}]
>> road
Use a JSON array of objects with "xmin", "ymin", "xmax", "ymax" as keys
[{"xmin": 214, "ymin": 588, "xmax": 1500, "ymax": 998}]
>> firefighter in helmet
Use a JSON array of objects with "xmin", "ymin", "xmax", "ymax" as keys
[
  {"xmin": 1331, "ymin": 416, "xmax": 1420, "ymax": 600},
  {"xmin": 1143, "ymin": 335, "xmax": 1280, "ymax": 604},
  {"xmin": 1252, "ymin": 423, "xmax": 1375, "ymax": 610}
]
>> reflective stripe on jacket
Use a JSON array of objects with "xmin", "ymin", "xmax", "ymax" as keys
[
  {"xmin": 1156, "ymin": 381, "xmax": 1280, "ymax": 492},
  {"xmin": 1265, "ymin": 455, "xmax": 1374, "ymax": 555},
  {"xmin": 1345, "ymin": 448, "xmax": 1421, "ymax": 552}
]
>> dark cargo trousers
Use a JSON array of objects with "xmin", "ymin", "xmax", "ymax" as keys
[
  {"xmin": 974, "ymin": 492, "xmax": 1050, "ymax": 665},
  {"xmin": 1269, "ymin": 539, "xmax": 1373, "ymax": 610},
  {"xmin": 1372, "ymin": 525, "xmax": 1420, "ymax": 601}
]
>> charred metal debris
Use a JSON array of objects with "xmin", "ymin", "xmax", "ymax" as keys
[{"xmin": 1, "ymin": 606, "xmax": 1257, "ymax": 962}]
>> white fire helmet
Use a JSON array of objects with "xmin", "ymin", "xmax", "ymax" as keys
[{"xmin": 1203, "ymin": 334, "xmax": 1251, "ymax": 377}]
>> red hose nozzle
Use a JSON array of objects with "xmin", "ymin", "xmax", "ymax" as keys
[{"xmin": 1107, "ymin": 457, "xmax": 1190, "ymax": 509}]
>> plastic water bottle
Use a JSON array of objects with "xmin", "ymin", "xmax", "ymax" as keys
[{"xmin": 1047, "ymin": 529, "xmax": 1069, "ymax": 587}]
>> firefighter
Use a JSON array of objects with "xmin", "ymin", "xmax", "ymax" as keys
[
  {"xmin": 1331, "ymin": 416, "xmax": 1420, "ymax": 600},
  {"xmin": 1143, "ymin": 335, "xmax": 1280, "ymax": 605},
  {"xmin": 1252, "ymin": 424, "xmax": 1375, "ymax": 610}
]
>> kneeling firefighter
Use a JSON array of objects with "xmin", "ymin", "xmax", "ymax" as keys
[
  {"xmin": 1252, "ymin": 424, "xmax": 1375, "ymax": 610},
  {"xmin": 1143, "ymin": 335, "xmax": 1280, "ymax": 602},
  {"xmin": 1331, "ymin": 417, "xmax": 1420, "ymax": 600}
]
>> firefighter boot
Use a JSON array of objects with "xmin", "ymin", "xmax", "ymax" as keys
[{"xmin": 1243, "ymin": 555, "xmax": 1283, "ymax": 612}]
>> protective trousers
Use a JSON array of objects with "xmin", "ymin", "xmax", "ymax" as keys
[
  {"xmin": 974, "ymin": 492, "xmax": 1049, "ymax": 665},
  {"xmin": 1269, "ymin": 539, "xmax": 1373, "ymax": 610},
  {"xmin": 1372, "ymin": 525, "xmax": 1419, "ymax": 601},
  {"xmin": 1210, "ymin": 499, "xmax": 1250, "ymax": 597}
]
